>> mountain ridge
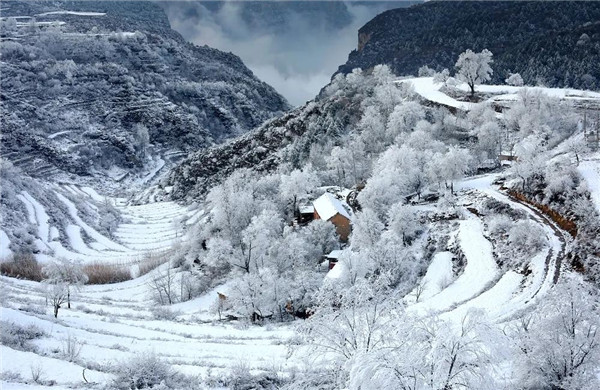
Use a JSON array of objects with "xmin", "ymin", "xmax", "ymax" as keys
[
  {"xmin": 0, "ymin": 0, "xmax": 289, "ymax": 192},
  {"xmin": 337, "ymin": 1, "xmax": 600, "ymax": 90}
]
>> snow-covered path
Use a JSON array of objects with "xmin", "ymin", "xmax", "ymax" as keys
[
  {"xmin": 398, "ymin": 77, "xmax": 600, "ymax": 112},
  {"xmin": 409, "ymin": 217, "xmax": 499, "ymax": 315},
  {"xmin": 406, "ymin": 174, "xmax": 568, "ymax": 322}
]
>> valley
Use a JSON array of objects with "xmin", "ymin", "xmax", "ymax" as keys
[{"xmin": 2, "ymin": 1, "xmax": 600, "ymax": 390}]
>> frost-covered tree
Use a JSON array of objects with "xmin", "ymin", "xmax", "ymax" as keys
[
  {"xmin": 327, "ymin": 138, "xmax": 370, "ymax": 188},
  {"xmin": 418, "ymin": 65, "xmax": 436, "ymax": 77},
  {"xmin": 386, "ymin": 101, "xmax": 425, "ymax": 138},
  {"xmin": 206, "ymin": 169, "xmax": 264, "ymax": 247},
  {"xmin": 515, "ymin": 277, "xmax": 600, "ymax": 389},
  {"xmin": 511, "ymin": 135, "xmax": 547, "ymax": 192},
  {"xmin": 564, "ymin": 135, "xmax": 588, "ymax": 166},
  {"xmin": 438, "ymin": 146, "xmax": 473, "ymax": 194},
  {"xmin": 351, "ymin": 209, "xmax": 384, "ymax": 250},
  {"xmin": 42, "ymin": 258, "xmax": 88, "ymax": 309},
  {"xmin": 349, "ymin": 310, "xmax": 504, "ymax": 390},
  {"xmin": 505, "ymin": 72, "xmax": 524, "ymax": 86},
  {"xmin": 300, "ymin": 278, "xmax": 396, "ymax": 364},
  {"xmin": 44, "ymin": 281, "xmax": 68, "ymax": 318},
  {"xmin": 433, "ymin": 68, "xmax": 450, "ymax": 84},
  {"xmin": 148, "ymin": 264, "xmax": 177, "ymax": 305},
  {"xmin": 508, "ymin": 220, "xmax": 547, "ymax": 255},
  {"xmin": 455, "ymin": 49, "xmax": 494, "ymax": 96},
  {"xmin": 475, "ymin": 121, "xmax": 502, "ymax": 160},
  {"xmin": 240, "ymin": 209, "xmax": 284, "ymax": 273},
  {"xmin": 357, "ymin": 106, "xmax": 386, "ymax": 154},
  {"xmin": 279, "ymin": 165, "xmax": 318, "ymax": 216},
  {"xmin": 358, "ymin": 145, "xmax": 431, "ymax": 219},
  {"xmin": 387, "ymin": 203, "xmax": 419, "ymax": 246}
]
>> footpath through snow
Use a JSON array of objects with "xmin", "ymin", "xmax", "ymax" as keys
[{"xmin": 408, "ymin": 217, "xmax": 499, "ymax": 315}]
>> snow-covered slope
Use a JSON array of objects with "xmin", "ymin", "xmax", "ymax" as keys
[
  {"xmin": 1, "ymin": 174, "xmax": 202, "ymax": 267},
  {"xmin": 398, "ymin": 77, "xmax": 600, "ymax": 111},
  {"xmin": 579, "ymin": 155, "xmax": 600, "ymax": 214},
  {"xmin": 0, "ymin": 273, "xmax": 297, "ymax": 388}
]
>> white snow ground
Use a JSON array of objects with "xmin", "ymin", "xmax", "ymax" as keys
[
  {"xmin": 0, "ymin": 274, "xmax": 297, "ymax": 388},
  {"xmin": 399, "ymin": 77, "xmax": 600, "ymax": 111},
  {"xmin": 579, "ymin": 156, "xmax": 600, "ymax": 214},
  {"xmin": 408, "ymin": 217, "xmax": 499, "ymax": 315},
  {"xmin": 0, "ymin": 171, "xmax": 576, "ymax": 389}
]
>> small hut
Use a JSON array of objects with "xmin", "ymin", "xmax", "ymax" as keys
[{"xmin": 313, "ymin": 193, "xmax": 352, "ymax": 241}]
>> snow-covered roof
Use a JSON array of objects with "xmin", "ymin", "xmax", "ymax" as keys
[
  {"xmin": 313, "ymin": 193, "xmax": 351, "ymax": 221},
  {"xmin": 299, "ymin": 205, "xmax": 314, "ymax": 214},
  {"xmin": 325, "ymin": 249, "xmax": 343, "ymax": 260}
]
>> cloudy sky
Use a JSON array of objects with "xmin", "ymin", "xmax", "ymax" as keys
[{"xmin": 162, "ymin": 1, "xmax": 415, "ymax": 106}]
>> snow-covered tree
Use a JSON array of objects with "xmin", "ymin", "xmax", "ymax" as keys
[
  {"xmin": 508, "ymin": 220, "xmax": 548, "ymax": 255},
  {"xmin": 351, "ymin": 208, "xmax": 384, "ymax": 250},
  {"xmin": 418, "ymin": 65, "xmax": 436, "ymax": 77},
  {"xmin": 42, "ymin": 258, "xmax": 88, "ymax": 309},
  {"xmin": 44, "ymin": 281, "xmax": 69, "ymax": 318},
  {"xmin": 301, "ymin": 278, "xmax": 396, "ymax": 364},
  {"xmin": 515, "ymin": 277, "xmax": 600, "ymax": 389},
  {"xmin": 279, "ymin": 165, "xmax": 318, "ymax": 216},
  {"xmin": 349, "ymin": 310, "xmax": 504, "ymax": 390},
  {"xmin": 438, "ymin": 146, "xmax": 473, "ymax": 194},
  {"xmin": 206, "ymin": 169, "xmax": 264, "ymax": 247},
  {"xmin": 357, "ymin": 106, "xmax": 386, "ymax": 154},
  {"xmin": 433, "ymin": 68, "xmax": 450, "ymax": 84},
  {"xmin": 505, "ymin": 72, "xmax": 524, "ymax": 86},
  {"xmin": 148, "ymin": 264, "xmax": 177, "ymax": 305},
  {"xmin": 240, "ymin": 209, "xmax": 284, "ymax": 273},
  {"xmin": 387, "ymin": 203, "xmax": 419, "ymax": 246},
  {"xmin": 386, "ymin": 102, "xmax": 425, "ymax": 138},
  {"xmin": 455, "ymin": 49, "xmax": 494, "ymax": 96},
  {"xmin": 475, "ymin": 121, "xmax": 502, "ymax": 160},
  {"xmin": 564, "ymin": 135, "xmax": 588, "ymax": 166},
  {"xmin": 511, "ymin": 135, "xmax": 547, "ymax": 192}
]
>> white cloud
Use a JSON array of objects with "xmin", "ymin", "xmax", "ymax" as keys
[{"xmin": 163, "ymin": 1, "xmax": 406, "ymax": 106}]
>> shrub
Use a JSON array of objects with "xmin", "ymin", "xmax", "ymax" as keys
[
  {"xmin": 60, "ymin": 334, "xmax": 85, "ymax": 362},
  {"xmin": 18, "ymin": 304, "xmax": 47, "ymax": 315},
  {"xmin": 207, "ymin": 361, "xmax": 285, "ymax": 390},
  {"xmin": 0, "ymin": 321, "xmax": 45, "ymax": 352},
  {"xmin": 150, "ymin": 306, "xmax": 180, "ymax": 321},
  {"xmin": 0, "ymin": 251, "xmax": 44, "ymax": 281},
  {"xmin": 509, "ymin": 220, "xmax": 547, "ymax": 255},
  {"xmin": 138, "ymin": 252, "xmax": 169, "ymax": 277},
  {"xmin": 111, "ymin": 353, "xmax": 184, "ymax": 389},
  {"xmin": 84, "ymin": 262, "xmax": 131, "ymax": 284}
]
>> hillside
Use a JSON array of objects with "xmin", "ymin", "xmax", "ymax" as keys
[
  {"xmin": 337, "ymin": 1, "xmax": 600, "ymax": 90},
  {"xmin": 3, "ymin": 69, "xmax": 600, "ymax": 388},
  {"xmin": 0, "ymin": 1, "xmax": 289, "ymax": 191}
]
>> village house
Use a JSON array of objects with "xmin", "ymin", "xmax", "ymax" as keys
[
  {"xmin": 297, "ymin": 204, "xmax": 315, "ymax": 225},
  {"xmin": 313, "ymin": 192, "xmax": 352, "ymax": 241},
  {"xmin": 324, "ymin": 249, "xmax": 343, "ymax": 270}
]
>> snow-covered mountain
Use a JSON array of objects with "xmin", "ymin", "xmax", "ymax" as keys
[
  {"xmin": 337, "ymin": 1, "xmax": 600, "ymax": 90},
  {"xmin": 0, "ymin": 0, "xmax": 289, "ymax": 191}
]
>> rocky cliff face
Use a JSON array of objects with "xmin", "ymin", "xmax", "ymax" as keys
[
  {"xmin": 338, "ymin": 1, "xmax": 600, "ymax": 90},
  {"xmin": 0, "ymin": 1, "xmax": 289, "ymax": 190}
]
